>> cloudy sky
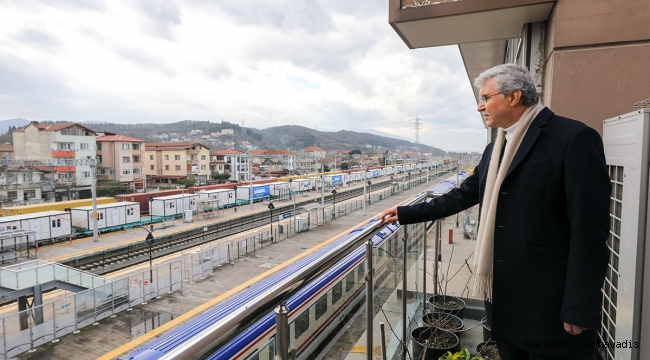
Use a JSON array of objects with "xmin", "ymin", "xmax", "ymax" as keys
[{"xmin": 0, "ymin": 0, "xmax": 486, "ymax": 152}]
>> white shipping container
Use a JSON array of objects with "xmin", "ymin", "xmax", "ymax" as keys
[
  {"xmin": 151, "ymin": 194, "xmax": 198, "ymax": 217},
  {"xmin": 290, "ymin": 179, "xmax": 311, "ymax": 193},
  {"xmin": 235, "ymin": 184, "xmax": 271, "ymax": 203},
  {"xmin": 70, "ymin": 202, "xmax": 141, "ymax": 231},
  {"xmin": 0, "ymin": 210, "xmax": 72, "ymax": 243},
  {"xmin": 198, "ymin": 189, "xmax": 236, "ymax": 208},
  {"xmin": 307, "ymin": 177, "xmax": 323, "ymax": 190},
  {"xmin": 269, "ymin": 182, "xmax": 291, "ymax": 198}
]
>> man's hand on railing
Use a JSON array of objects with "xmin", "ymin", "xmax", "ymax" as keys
[{"xmin": 376, "ymin": 206, "xmax": 399, "ymax": 227}]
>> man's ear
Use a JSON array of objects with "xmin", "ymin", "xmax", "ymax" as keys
[{"xmin": 509, "ymin": 90, "xmax": 523, "ymax": 107}]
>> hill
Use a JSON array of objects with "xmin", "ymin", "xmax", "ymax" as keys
[{"xmin": 9, "ymin": 119, "xmax": 444, "ymax": 154}]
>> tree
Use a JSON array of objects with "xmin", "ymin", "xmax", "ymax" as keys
[
  {"xmin": 211, "ymin": 173, "xmax": 231, "ymax": 183},
  {"xmin": 350, "ymin": 149, "xmax": 362, "ymax": 155},
  {"xmin": 177, "ymin": 176, "xmax": 197, "ymax": 187},
  {"xmin": 97, "ymin": 181, "xmax": 130, "ymax": 197},
  {"xmin": 340, "ymin": 162, "xmax": 349, "ymax": 170}
]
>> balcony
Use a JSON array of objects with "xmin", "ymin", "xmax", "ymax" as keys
[
  {"xmin": 52, "ymin": 150, "xmax": 75, "ymax": 158},
  {"xmin": 389, "ymin": 0, "xmax": 555, "ymax": 97}
]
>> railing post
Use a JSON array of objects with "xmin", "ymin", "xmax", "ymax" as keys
[
  {"xmin": 365, "ymin": 239, "xmax": 374, "ymax": 360},
  {"xmin": 275, "ymin": 303, "xmax": 291, "ymax": 360},
  {"xmin": 401, "ymin": 225, "xmax": 408, "ymax": 360},
  {"xmin": 434, "ymin": 219, "xmax": 441, "ymax": 298}
]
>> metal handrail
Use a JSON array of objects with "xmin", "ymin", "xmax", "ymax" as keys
[{"xmin": 158, "ymin": 191, "xmax": 430, "ymax": 360}]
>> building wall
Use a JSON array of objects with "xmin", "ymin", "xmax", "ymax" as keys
[
  {"xmin": 53, "ymin": 131, "xmax": 96, "ymax": 186},
  {"xmin": 541, "ymin": 0, "xmax": 650, "ymax": 133},
  {"xmin": 12, "ymin": 126, "xmax": 51, "ymax": 159}
]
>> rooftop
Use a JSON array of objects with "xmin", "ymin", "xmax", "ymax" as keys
[{"xmin": 96, "ymin": 134, "xmax": 145, "ymax": 143}]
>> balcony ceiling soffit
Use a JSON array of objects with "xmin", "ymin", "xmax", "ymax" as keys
[{"xmin": 391, "ymin": 1, "xmax": 554, "ymax": 48}]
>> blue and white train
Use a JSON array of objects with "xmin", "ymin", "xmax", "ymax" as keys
[{"xmin": 123, "ymin": 171, "xmax": 469, "ymax": 360}]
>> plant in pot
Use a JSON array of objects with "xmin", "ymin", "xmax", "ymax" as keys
[
  {"xmin": 428, "ymin": 294, "xmax": 467, "ymax": 318},
  {"xmin": 439, "ymin": 348, "xmax": 484, "ymax": 360},
  {"xmin": 475, "ymin": 341, "xmax": 500, "ymax": 360},
  {"xmin": 421, "ymin": 311, "xmax": 464, "ymax": 344},
  {"xmin": 410, "ymin": 327, "xmax": 458, "ymax": 360}
]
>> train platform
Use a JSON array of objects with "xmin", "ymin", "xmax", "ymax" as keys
[
  {"xmin": 33, "ymin": 178, "xmax": 390, "ymax": 264},
  {"xmin": 15, "ymin": 175, "xmax": 447, "ymax": 360}
]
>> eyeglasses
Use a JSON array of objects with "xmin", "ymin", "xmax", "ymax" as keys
[{"xmin": 478, "ymin": 92, "xmax": 502, "ymax": 105}]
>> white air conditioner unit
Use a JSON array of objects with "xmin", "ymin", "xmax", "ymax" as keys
[{"xmin": 602, "ymin": 108, "xmax": 650, "ymax": 360}]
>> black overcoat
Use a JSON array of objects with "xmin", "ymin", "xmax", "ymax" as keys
[{"xmin": 398, "ymin": 108, "xmax": 610, "ymax": 358}]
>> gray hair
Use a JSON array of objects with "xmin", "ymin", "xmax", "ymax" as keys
[{"xmin": 474, "ymin": 64, "xmax": 539, "ymax": 106}]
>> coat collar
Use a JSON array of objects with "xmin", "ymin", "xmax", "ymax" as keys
[{"xmin": 505, "ymin": 107, "xmax": 553, "ymax": 178}]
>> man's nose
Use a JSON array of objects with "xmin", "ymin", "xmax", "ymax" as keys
[{"xmin": 477, "ymin": 103, "xmax": 485, "ymax": 112}]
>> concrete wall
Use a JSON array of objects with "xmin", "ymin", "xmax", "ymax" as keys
[{"xmin": 542, "ymin": 0, "xmax": 650, "ymax": 134}]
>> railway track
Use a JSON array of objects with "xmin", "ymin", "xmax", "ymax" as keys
[{"xmin": 60, "ymin": 170, "xmax": 454, "ymax": 274}]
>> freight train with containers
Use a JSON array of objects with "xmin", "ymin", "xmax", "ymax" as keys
[{"xmin": 0, "ymin": 162, "xmax": 451, "ymax": 248}]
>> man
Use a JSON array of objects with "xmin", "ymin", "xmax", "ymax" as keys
[{"xmin": 377, "ymin": 64, "xmax": 610, "ymax": 360}]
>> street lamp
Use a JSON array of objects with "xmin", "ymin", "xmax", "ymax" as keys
[
  {"xmin": 142, "ymin": 224, "xmax": 157, "ymax": 284},
  {"xmin": 268, "ymin": 201, "xmax": 275, "ymax": 240},
  {"xmin": 367, "ymin": 181, "xmax": 372, "ymax": 204},
  {"xmin": 148, "ymin": 196, "xmax": 153, "ymax": 224},
  {"xmin": 331, "ymin": 189, "xmax": 337, "ymax": 219}
]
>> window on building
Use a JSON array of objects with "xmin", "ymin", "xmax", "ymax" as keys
[
  {"xmin": 157, "ymin": 159, "xmax": 162, "ymax": 163},
  {"xmin": 133, "ymin": 167, "xmax": 141, "ymax": 174},
  {"xmin": 150, "ymin": 165, "xmax": 154, "ymax": 170},
  {"xmin": 165, "ymin": 165, "xmax": 169, "ymax": 170},
  {"xmin": 132, "ymin": 144, "xmax": 140, "ymax": 150},
  {"xmin": 133, "ymin": 156, "xmax": 140, "ymax": 163},
  {"xmin": 99, "ymin": 212, "xmax": 104, "ymax": 220},
  {"xmin": 58, "ymin": 143, "xmax": 72, "ymax": 150},
  {"xmin": 81, "ymin": 172, "xmax": 91, "ymax": 178},
  {"xmin": 175, "ymin": 155, "xmax": 180, "ymax": 160},
  {"xmin": 175, "ymin": 165, "xmax": 181, "ymax": 170},
  {"xmin": 218, "ymin": 165, "xmax": 223, "ymax": 170},
  {"xmin": 150, "ymin": 155, "xmax": 154, "ymax": 160},
  {"xmin": 164, "ymin": 155, "xmax": 169, "ymax": 160},
  {"xmin": 201, "ymin": 165, "xmax": 206, "ymax": 170},
  {"xmin": 122, "ymin": 156, "xmax": 130, "ymax": 163},
  {"xmin": 23, "ymin": 174, "xmax": 32, "ymax": 183},
  {"xmin": 126, "ymin": 208, "xmax": 134, "ymax": 215},
  {"xmin": 97, "ymin": 143, "xmax": 102, "ymax": 150},
  {"xmin": 123, "ymin": 169, "xmax": 131, "ymax": 175},
  {"xmin": 157, "ymin": 169, "xmax": 162, "ymax": 174},
  {"xmin": 7, "ymin": 191, "xmax": 17, "ymax": 200},
  {"xmin": 80, "ymin": 143, "xmax": 89, "ymax": 150},
  {"xmin": 52, "ymin": 219, "xmax": 61, "ymax": 228},
  {"xmin": 24, "ymin": 190, "xmax": 36, "ymax": 199},
  {"xmin": 97, "ymin": 155, "xmax": 102, "ymax": 163},
  {"xmin": 201, "ymin": 155, "xmax": 206, "ymax": 160},
  {"xmin": 122, "ymin": 144, "xmax": 130, "ymax": 150},
  {"xmin": 58, "ymin": 173, "xmax": 68, "ymax": 179}
]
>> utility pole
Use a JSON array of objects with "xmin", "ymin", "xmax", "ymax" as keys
[
  {"xmin": 90, "ymin": 159, "xmax": 99, "ymax": 243},
  {"xmin": 320, "ymin": 162, "xmax": 324, "ymax": 205},
  {"xmin": 363, "ymin": 163, "xmax": 367, "ymax": 216},
  {"xmin": 249, "ymin": 152, "xmax": 253, "ymax": 209}
]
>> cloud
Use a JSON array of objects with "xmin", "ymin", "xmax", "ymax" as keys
[
  {"xmin": 0, "ymin": 0, "xmax": 487, "ymax": 152},
  {"xmin": 131, "ymin": 0, "xmax": 183, "ymax": 41},
  {"xmin": 14, "ymin": 28, "xmax": 60, "ymax": 49}
]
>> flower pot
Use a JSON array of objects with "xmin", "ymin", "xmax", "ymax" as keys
[
  {"xmin": 411, "ymin": 327, "xmax": 459, "ymax": 360},
  {"xmin": 421, "ymin": 312, "xmax": 464, "ymax": 344},
  {"xmin": 475, "ymin": 340, "xmax": 499, "ymax": 360},
  {"xmin": 428, "ymin": 295, "xmax": 466, "ymax": 319},
  {"xmin": 481, "ymin": 317, "xmax": 492, "ymax": 342}
]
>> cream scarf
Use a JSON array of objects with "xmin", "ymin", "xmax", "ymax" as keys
[{"xmin": 473, "ymin": 103, "xmax": 544, "ymax": 301}]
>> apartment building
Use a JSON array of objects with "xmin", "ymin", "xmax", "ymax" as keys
[
  {"xmin": 145, "ymin": 142, "xmax": 210, "ymax": 185},
  {"xmin": 0, "ymin": 145, "xmax": 14, "ymax": 159},
  {"xmin": 250, "ymin": 149, "xmax": 296, "ymax": 174},
  {"xmin": 12, "ymin": 122, "xmax": 96, "ymax": 199},
  {"xmin": 303, "ymin": 146, "xmax": 326, "ymax": 159},
  {"xmin": 209, "ymin": 149, "xmax": 249, "ymax": 181},
  {"xmin": 0, "ymin": 166, "xmax": 53, "ymax": 205},
  {"xmin": 95, "ymin": 133, "xmax": 146, "ymax": 190}
]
